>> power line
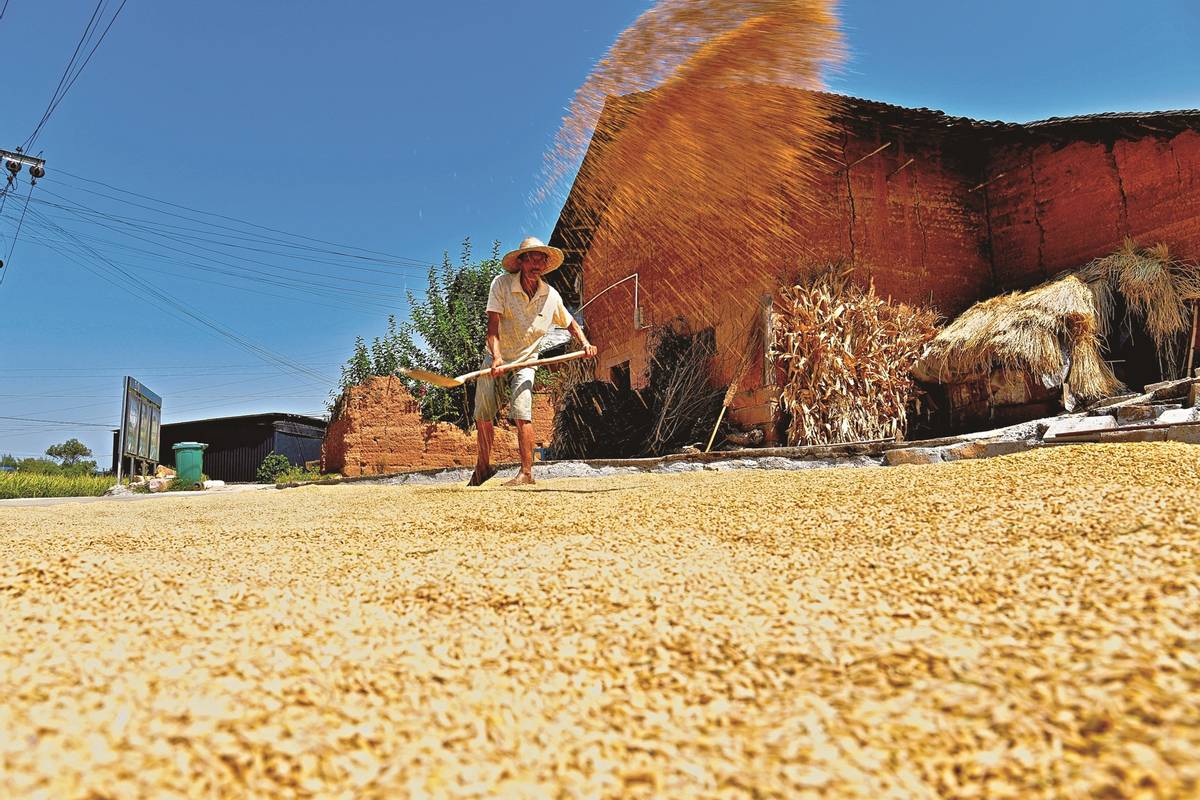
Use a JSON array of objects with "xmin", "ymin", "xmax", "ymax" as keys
[
  {"xmin": 0, "ymin": 414, "xmax": 112, "ymax": 428},
  {"xmin": 0, "ymin": 181, "xmax": 34, "ymax": 290},
  {"xmin": 13, "ymin": 226, "xmax": 402, "ymax": 316},
  {"xmin": 24, "ymin": 0, "xmax": 128, "ymax": 150},
  {"xmin": 21, "ymin": 1, "xmax": 106, "ymax": 150},
  {"xmin": 0, "ymin": 364, "xmax": 340, "ymax": 374},
  {"xmin": 1, "ymin": 370, "xmax": 336, "ymax": 426},
  {"xmin": 33, "ymin": 186, "xmax": 426, "ymax": 279},
  {"xmin": 19, "ymin": 199, "xmax": 416, "ymax": 299},
  {"xmin": 31, "ymin": 188, "xmax": 429, "ymax": 277},
  {"xmin": 37, "ymin": 178, "xmax": 435, "ymax": 281},
  {"xmin": 30, "ymin": 1, "xmax": 128, "ymax": 148},
  {"xmin": 52, "ymin": 169, "xmax": 436, "ymax": 268},
  {"xmin": 45, "ymin": 176, "xmax": 433, "ymax": 271},
  {"xmin": 23, "ymin": 208, "xmax": 334, "ymax": 387},
  {"xmin": 12, "ymin": 191, "xmax": 419, "ymax": 304}
]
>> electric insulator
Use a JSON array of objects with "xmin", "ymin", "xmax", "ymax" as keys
[
  {"xmin": 5, "ymin": 160, "xmax": 20, "ymax": 175},
  {"xmin": 29, "ymin": 164, "xmax": 45, "ymax": 179}
]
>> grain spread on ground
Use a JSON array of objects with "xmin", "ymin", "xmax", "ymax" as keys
[{"xmin": 2, "ymin": 443, "xmax": 1198, "ymax": 798}]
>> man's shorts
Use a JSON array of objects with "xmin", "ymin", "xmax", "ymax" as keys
[{"xmin": 473, "ymin": 355, "xmax": 536, "ymax": 422}]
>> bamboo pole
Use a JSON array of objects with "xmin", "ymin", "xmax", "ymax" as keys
[{"xmin": 1186, "ymin": 302, "xmax": 1198, "ymax": 378}]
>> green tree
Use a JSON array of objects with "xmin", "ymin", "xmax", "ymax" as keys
[
  {"xmin": 337, "ymin": 336, "xmax": 374, "ymax": 391},
  {"xmin": 332, "ymin": 238, "xmax": 503, "ymax": 429},
  {"xmin": 45, "ymin": 438, "xmax": 92, "ymax": 467}
]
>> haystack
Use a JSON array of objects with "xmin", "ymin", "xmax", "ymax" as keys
[{"xmin": 914, "ymin": 240, "xmax": 1200, "ymax": 407}]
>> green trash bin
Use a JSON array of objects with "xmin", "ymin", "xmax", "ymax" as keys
[{"xmin": 173, "ymin": 442, "xmax": 207, "ymax": 484}]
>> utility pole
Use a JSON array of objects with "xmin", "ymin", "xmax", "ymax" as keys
[
  {"xmin": 0, "ymin": 148, "xmax": 46, "ymax": 186},
  {"xmin": 0, "ymin": 149, "xmax": 44, "ymax": 271}
]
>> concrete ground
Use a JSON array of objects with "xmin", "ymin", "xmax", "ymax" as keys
[{"xmin": 1, "ymin": 443, "xmax": 1197, "ymax": 797}]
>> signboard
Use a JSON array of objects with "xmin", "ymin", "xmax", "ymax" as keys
[{"xmin": 119, "ymin": 377, "xmax": 162, "ymax": 462}]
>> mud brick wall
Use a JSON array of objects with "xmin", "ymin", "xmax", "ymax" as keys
[
  {"xmin": 584, "ymin": 110, "xmax": 992, "ymax": 395},
  {"xmin": 555, "ymin": 94, "xmax": 1200, "ymax": 435},
  {"xmin": 986, "ymin": 129, "xmax": 1200, "ymax": 290},
  {"xmin": 322, "ymin": 376, "xmax": 555, "ymax": 476}
]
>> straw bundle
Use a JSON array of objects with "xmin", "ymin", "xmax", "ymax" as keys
[
  {"xmin": 914, "ymin": 274, "xmax": 1118, "ymax": 403},
  {"xmin": 1076, "ymin": 239, "xmax": 1200, "ymax": 375},
  {"xmin": 772, "ymin": 267, "xmax": 940, "ymax": 446},
  {"xmin": 916, "ymin": 240, "xmax": 1200, "ymax": 403}
]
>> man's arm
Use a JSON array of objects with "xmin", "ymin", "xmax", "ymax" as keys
[
  {"xmin": 567, "ymin": 318, "xmax": 598, "ymax": 359},
  {"xmin": 487, "ymin": 312, "xmax": 504, "ymax": 376}
]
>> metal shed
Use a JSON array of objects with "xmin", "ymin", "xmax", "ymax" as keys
[{"xmin": 110, "ymin": 413, "xmax": 327, "ymax": 482}]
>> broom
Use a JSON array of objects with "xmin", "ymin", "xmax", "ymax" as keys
[{"xmin": 399, "ymin": 351, "xmax": 590, "ymax": 389}]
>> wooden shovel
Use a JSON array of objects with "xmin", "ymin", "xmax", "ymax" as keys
[{"xmin": 398, "ymin": 350, "xmax": 590, "ymax": 388}]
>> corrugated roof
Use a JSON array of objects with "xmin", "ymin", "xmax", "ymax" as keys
[
  {"xmin": 830, "ymin": 92, "xmax": 1200, "ymax": 135},
  {"xmin": 161, "ymin": 412, "xmax": 327, "ymax": 429},
  {"xmin": 1025, "ymin": 109, "xmax": 1200, "ymax": 127}
]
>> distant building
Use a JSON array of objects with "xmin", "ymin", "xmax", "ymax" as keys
[{"xmin": 111, "ymin": 413, "xmax": 327, "ymax": 482}]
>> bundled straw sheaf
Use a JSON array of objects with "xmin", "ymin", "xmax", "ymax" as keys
[
  {"xmin": 915, "ymin": 240, "xmax": 1200, "ymax": 402},
  {"xmin": 772, "ymin": 267, "xmax": 940, "ymax": 447},
  {"xmin": 1077, "ymin": 240, "xmax": 1200, "ymax": 374}
]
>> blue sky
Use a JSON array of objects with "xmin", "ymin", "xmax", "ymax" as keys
[{"xmin": 0, "ymin": 0, "xmax": 1196, "ymax": 463}]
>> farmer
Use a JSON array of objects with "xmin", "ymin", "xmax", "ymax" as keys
[{"xmin": 470, "ymin": 236, "xmax": 597, "ymax": 486}]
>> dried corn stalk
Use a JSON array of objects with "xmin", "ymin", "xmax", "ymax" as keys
[{"xmin": 772, "ymin": 267, "xmax": 939, "ymax": 446}]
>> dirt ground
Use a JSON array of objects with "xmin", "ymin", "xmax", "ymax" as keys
[{"xmin": 1, "ymin": 443, "xmax": 1197, "ymax": 798}]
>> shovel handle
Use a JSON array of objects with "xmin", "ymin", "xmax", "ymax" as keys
[{"xmin": 457, "ymin": 350, "xmax": 591, "ymax": 383}]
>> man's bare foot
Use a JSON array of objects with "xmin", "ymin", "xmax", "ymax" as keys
[
  {"xmin": 503, "ymin": 472, "xmax": 535, "ymax": 487},
  {"xmin": 467, "ymin": 466, "xmax": 496, "ymax": 487}
]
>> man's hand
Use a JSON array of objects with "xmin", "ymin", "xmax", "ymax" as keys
[
  {"xmin": 489, "ymin": 356, "xmax": 505, "ymax": 378},
  {"xmin": 583, "ymin": 343, "xmax": 598, "ymax": 359}
]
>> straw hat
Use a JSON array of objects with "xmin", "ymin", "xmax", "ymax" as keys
[{"xmin": 501, "ymin": 236, "xmax": 564, "ymax": 274}]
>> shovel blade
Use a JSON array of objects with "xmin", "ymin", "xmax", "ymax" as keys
[{"xmin": 398, "ymin": 368, "xmax": 463, "ymax": 388}]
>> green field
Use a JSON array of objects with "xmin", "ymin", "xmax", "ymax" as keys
[{"xmin": 0, "ymin": 471, "xmax": 112, "ymax": 499}]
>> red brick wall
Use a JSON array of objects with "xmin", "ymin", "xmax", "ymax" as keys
[
  {"xmin": 987, "ymin": 129, "xmax": 1200, "ymax": 290},
  {"xmin": 585, "ymin": 117, "xmax": 992, "ymax": 397},
  {"xmin": 322, "ymin": 377, "xmax": 555, "ymax": 476}
]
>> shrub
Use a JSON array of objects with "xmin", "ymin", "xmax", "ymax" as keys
[
  {"xmin": 330, "ymin": 238, "xmax": 504, "ymax": 429},
  {"xmin": 256, "ymin": 453, "xmax": 292, "ymax": 484},
  {"xmin": 275, "ymin": 465, "xmax": 330, "ymax": 485}
]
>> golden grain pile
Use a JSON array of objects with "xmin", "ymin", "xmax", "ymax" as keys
[
  {"xmin": 2, "ymin": 444, "xmax": 1199, "ymax": 798},
  {"xmin": 772, "ymin": 267, "xmax": 940, "ymax": 446}
]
